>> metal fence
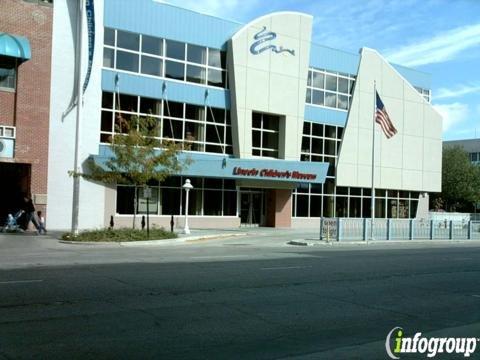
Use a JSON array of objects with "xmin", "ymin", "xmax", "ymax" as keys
[{"xmin": 319, "ymin": 218, "xmax": 480, "ymax": 241}]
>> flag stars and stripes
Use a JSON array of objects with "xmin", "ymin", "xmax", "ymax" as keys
[{"xmin": 375, "ymin": 92, "xmax": 398, "ymax": 139}]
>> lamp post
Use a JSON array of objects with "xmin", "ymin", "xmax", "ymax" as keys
[{"xmin": 182, "ymin": 179, "xmax": 193, "ymax": 234}]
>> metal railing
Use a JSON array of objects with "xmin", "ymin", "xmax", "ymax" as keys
[{"xmin": 319, "ymin": 218, "xmax": 480, "ymax": 241}]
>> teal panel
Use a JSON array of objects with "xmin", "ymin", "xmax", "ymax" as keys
[
  {"xmin": 104, "ymin": 0, "xmax": 242, "ymax": 50},
  {"xmin": 95, "ymin": 145, "xmax": 328, "ymax": 184},
  {"xmin": 0, "ymin": 32, "xmax": 31, "ymax": 60},
  {"xmin": 102, "ymin": 70, "xmax": 230, "ymax": 109},
  {"xmin": 304, "ymin": 105, "xmax": 347, "ymax": 127},
  {"xmin": 309, "ymin": 44, "xmax": 359, "ymax": 75}
]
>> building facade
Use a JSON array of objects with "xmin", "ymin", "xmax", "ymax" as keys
[
  {"xmin": 47, "ymin": 0, "xmax": 442, "ymax": 230},
  {"xmin": 444, "ymin": 139, "xmax": 480, "ymax": 165},
  {"xmin": 0, "ymin": 0, "xmax": 53, "ymax": 223}
]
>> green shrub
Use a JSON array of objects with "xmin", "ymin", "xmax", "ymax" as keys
[{"xmin": 61, "ymin": 228, "xmax": 177, "ymax": 242}]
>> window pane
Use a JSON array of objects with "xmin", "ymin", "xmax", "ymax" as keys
[
  {"xmin": 162, "ymin": 118, "xmax": 183, "ymax": 139},
  {"xmin": 325, "ymin": 74, "xmax": 337, "ymax": 91},
  {"xmin": 338, "ymin": 77, "xmax": 349, "ymax": 93},
  {"xmin": 116, "ymin": 50, "xmax": 139, "ymax": 72},
  {"xmin": 207, "ymin": 68, "xmax": 225, "ymax": 88},
  {"xmin": 118, "ymin": 94, "xmax": 138, "ymax": 112},
  {"xmin": 208, "ymin": 48, "xmax": 225, "ymax": 68},
  {"xmin": 263, "ymin": 115, "xmax": 279, "ymax": 131},
  {"xmin": 310, "ymin": 196, "xmax": 322, "ymax": 217},
  {"xmin": 163, "ymin": 100, "xmax": 183, "ymax": 118},
  {"xmin": 325, "ymin": 125, "xmax": 336, "ymax": 138},
  {"xmin": 325, "ymin": 92, "xmax": 336, "ymax": 107},
  {"xmin": 138, "ymin": 188, "xmax": 158, "ymax": 215},
  {"xmin": 185, "ymin": 121, "xmax": 204, "ymax": 142},
  {"xmin": 207, "ymin": 107, "xmax": 225, "ymax": 123},
  {"xmin": 252, "ymin": 131, "xmax": 261, "ymax": 148},
  {"xmin": 141, "ymin": 55, "xmax": 162, "ymax": 76},
  {"xmin": 338, "ymin": 95, "xmax": 348, "ymax": 110},
  {"xmin": 161, "ymin": 188, "xmax": 180, "ymax": 215},
  {"xmin": 311, "ymin": 138, "xmax": 323, "ymax": 154},
  {"xmin": 305, "ymin": 88, "xmax": 311, "ymax": 103},
  {"xmin": 307, "ymin": 70, "xmax": 312, "ymax": 87},
  {"xmin": 186, "ymin": 64, "xmax": 206, "ymax": 84},
  {"xmin": 303, "ymin": 121, "xmax": 311, "ymax": 135},
  {"xmin": 187, "ymin": 44, "xmax": 206, "ymax": 64},
  {"xmin": 103, "ymin": 48, "xmax": 114, "ymax": 68},
  {"xmin": 263, "ymin": 132, "xmax": 278, "ymax": 149},
  {"xmin": 0, "ymin": 58, "xmax": 16, "ymax": 89},
  {"xmin": 140, "ymin": 97, "xmax": 161, "ymax": 115},
  {"xmin": 204, "ymin": 190, "xmax": 222, "ymax": 215},
  {"xmin": 102, "ymin": 92, "xmax": 114, "ymax": 109},
  {"xmin": 296, "ymin": 195, "xmax": 309, "ymax": 217},
  {"xmin": 142, "ymin": 35, "xmax": 162, "ymax": 55},
  {"xmin": 206, "ymin": 124, "xmax": 224, "ymax": 143},
  {"xmin": 117, "ymin": 30, "xmax": 139, "ymax": 51},
  {"xmin": 206, "ymin": 144, "xmax": 225, "ymax": 154},
  {"xmin": 101, "ymin": 111, "xmax": 113, "ymax": 132},
  {"xmin": 223, "ymin": 191, "xmax": 237, "ymax": 215},
  {"xmin": 204, "ymin": 178, "xmax": 223, "ymax": 189},
  {"xmin": 165, "ymin": 60, "xmax": 184, "ymax": 81},
  {"xmin": 312, "ymin": 123, "xmax": 323, "ymax": 137},
  {"xmin": 301, "ymin": 137, "xmax": 310, "ymax": 153},
  {"xmin": 104, "ymin": 28, "xmax": 115, "ymax": 46},
  {"xmin": 312, "ymin": 90, "xmax": 324, "ymax": 106},
  {"xmin": 166, "ymin": 40, "xmax": 185, "ymax": 60},
  {"xmin": 185, "ymin": 104, "xmax": 205, "ymax": 121},
  {"xmin": 325, "ymin": 140, "xmax": 336, "ymax": 155},
  {"xmin": 116, "ymin": 186, "xmax": 135, "ymax": 214},
  {"xmin": 312, "ymin": 72, "xmax": 324, "ymax": 88}
]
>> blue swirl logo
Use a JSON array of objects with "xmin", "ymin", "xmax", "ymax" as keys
[{"xmin": 249, "ymin": 26, "xmax": 295, "ymax": 56}]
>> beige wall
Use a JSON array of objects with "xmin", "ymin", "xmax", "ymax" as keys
[
  {"xmin": 336, "ymin": 48, "xmax": 442, "ymax": 192},
  {"xmin": 228, "ymin": 12, "xmax": 312, "ymax": 160}
]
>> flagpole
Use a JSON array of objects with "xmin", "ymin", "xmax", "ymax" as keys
[{"xmin": 370, "ymin": 81, "xmax": 376, "ymax": 241}]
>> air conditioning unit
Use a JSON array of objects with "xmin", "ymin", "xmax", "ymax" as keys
[{"xmin": 0, "ymin": 138, "xmax": 14, "ymax": 158}]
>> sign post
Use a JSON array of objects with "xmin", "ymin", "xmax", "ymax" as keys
[{"xmin": 143, "ymin": 186, "xmax": 151, "ymax": 238}]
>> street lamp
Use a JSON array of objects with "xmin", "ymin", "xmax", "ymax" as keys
[{"xmin": 182, "ymin": 179, "xmax": 193, "ymax": 234}]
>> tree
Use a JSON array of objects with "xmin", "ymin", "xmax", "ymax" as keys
[
  {"xmin": 85, "ymin": 114, "xmax": 191, "ymax": 229},
  {"xmin": 432, "ymin": 146, "xmax": 480, "ymax": 212}
]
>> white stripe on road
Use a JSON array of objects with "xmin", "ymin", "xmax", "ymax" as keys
[
  {"xmin": 471, "ymin": 295, "xmax": 480, "ymax": 298},
  {"xmin": 0, "ymin": 279, "xmax": 44, "ymax": 285},
  {"xmin": 260, "ymin": 266, "xmax": 312, "ymax": 271},
  {"xmin": 190, "ymin": 255, "xmax": 249, "ymax": 259}
]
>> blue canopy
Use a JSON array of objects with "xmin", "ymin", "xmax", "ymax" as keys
[{"xmin": 0, "ymin": 32, "xmax": 31, "ymax": 61}]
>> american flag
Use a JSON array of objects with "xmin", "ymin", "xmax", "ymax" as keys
[{"xmin": 375, "ymin": 92, "xmax": 397, "ymax": 139}]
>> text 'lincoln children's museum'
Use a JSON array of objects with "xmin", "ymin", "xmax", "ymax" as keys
[{"xmin": 47, "ymin": 0, "xmax": 442, "ymax": 230}]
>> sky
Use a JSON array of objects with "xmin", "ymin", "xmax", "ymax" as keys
[{"xmin": 161, "ymin": 0, "xmax": 480, "ymax": 140}]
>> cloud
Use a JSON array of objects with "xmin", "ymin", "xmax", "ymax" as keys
[
  {"xmin": 433, "ymin": 103, "xmax": 469, "ymax": 133},
  {"xmin": 434, "ymin": 83, "xmax": 480, "ymax": 100},
  {"xmin": 384, "ymin": 23, "xmax": 480, "ymax": 67}
]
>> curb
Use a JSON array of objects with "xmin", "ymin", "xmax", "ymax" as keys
[
  {"xmin": 58, "ymin": 232, "xmax": 246, "ymax": 246},
  {"xmin": 287, "ymin": 239, "xmax": 480, "ymax": 246}
]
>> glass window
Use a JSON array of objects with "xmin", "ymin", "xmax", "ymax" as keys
[
  {"xmin": 118, "ymin": 94, "xmax": 138, "ymax": 112},
  {"xmin": 252, "ymin": 131, "xmax": 261, "ymax": 148},
  {"xmin": 338, "ymin": 77, "xmax": 349, "ymax": 94},
  {"xmin": 223, "ymin": 191, "xmax": 237, "ymax": 215},
  {"xmin": 307, "ymin": 71, "xmax": 312, "ymax": 87},
  {"xmin": 116, "ymin": 186, "xmax": 135, "ymax": 214},
  {"xmin": 311, "ymin": 138, "xmax": 323, "ymax": 154},
  {"xmin": 187, "ymin": 44, "xmax": 207, "ymax": 64},
  {"xmin": 325, "ymin": 74, "xmax": 337, "ymax": 91},
  {"xmin": 166, "ymin": 40, "xmax": 185, "ymax": 60},
  {"xmin": 303, "ymin": 121, "xmax": 311, "ymax": 135},
  {"xmin": 140, "ymin": 97, "xmax": 161, "ymax": 115},
  {"xmin": 325, "ymin": 92, "xmax": 336, "ymax": 108},
  {"xmin": 263, "ymin": 115, "xmax": 279, "ymax": 131},
  {"xmin": 116, "ymin": 50, "xmax": 139, "ymax": 72},
  {"xmin": 102, "ymin": 92, "xmax": 114, "ymax": 109},
  {"xmin": 185, "ymin": 104, "xmax": 205, "ymax": 121},
  {"xmin": 141, "ymin": 55, "xmax": 162, "ymax": 76},
  {"xmin": 104, "ymin": 28, "xmax": 115, "ymax": 46},
  {"xmin": 138, "ymin": 187, "xmax": 159, "ymax": 215},
  {"xmin": 163, "ymin": 100, "xmax": 183, "ymax": 118},
  {"xmin": 185, "ymin": 121, "xmax": 204, "ymax": 142},
  {"xmin": 208, "ymin": 48, "xmax": 226, "ymax": 69},
  {"xmin": 296, "ymin": 195, "xmax": 309, "ymax": 217},
  {"xmin": 207, "ymin": 107, "xmax": 225, "ymax": 123},
  {"xmin": 312, "ymin": 123, "xmax": 323, "ymax": 137},
  {"xmin": 325, "ymin": 125, "xmax": 337, "ymax": 139},
  {"xmin": 310, "ymin": 196, "xmax": 322, "ymax": 217},
  {"xmin": 162, "ymin": 118, "xmax": 183, "ymax": 139},
  {"xmin": 161, "ymin": 188, "xmax": 180, "ymax": 215},
  {"xmin": 117, "ymin": 30, "xmax": 139, "ymax": 51},
  {"xmin": 207, "ymin": 69, "xmax": 225, "ymax": 88},
  {"xmin": 338, "ymin": 95, "xmax": 348, "ymax": 110},
  {"xmin": 103, "ymin": 48, "xmax": 114, "ymax": 68},
  {"xmin": 305, "ymin": 88, "xmax": 312, "ymax": 103},
  {"xmin": 301, "ymin": 137, "xmax": 310, "ymax": 153},
  {"xmin": 312, "ymin": 90, "xmax": 324, "ymax": 106},
  {"xmin": 312, "ymin": 72, "xmax": 324, "ymax": 88},
  {"xmin": 165, "ymin": 60, "xmax": 184, "ymax": 81},
  {"xmin": 101, "ymin": 111, "xmax": 113, "ymax": 132},
  {"xmin": 0, "ymin": 58, "xmax": 16, "ymax": 90},
  {"xmin": 186, "ymin": 64, "xmax": 206, "ymax": 84},
  {"xmin": 206, "ymin": 124, "xmax": 224, "ymax": 143},
  {"xmin": 203, "ymin": 190, "xmax": 222, "ymax": 215},
  {"xmin": 142, "ymin": 35, "xmax": 162, "ymax": 56}
]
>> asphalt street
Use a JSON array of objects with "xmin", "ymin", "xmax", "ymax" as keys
[{"xmin": 1, "ymin": 232, "xmax": 480, "ymax": 359}]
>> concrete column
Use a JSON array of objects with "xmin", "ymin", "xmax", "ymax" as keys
[{"xmin": 272, "ymin": 189, "xmax": 292, "ymax": 228}]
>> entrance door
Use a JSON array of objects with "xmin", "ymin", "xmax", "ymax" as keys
[
  {"xmin": 240, "ymin": 190, "xmax": 264, "ymax": 226},
  {"xmin": 0, "ymin": 162, "xmax": 31, "ymax": 222}
]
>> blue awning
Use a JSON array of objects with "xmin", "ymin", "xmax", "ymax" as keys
[{"xmin": 0, "ymin": 33, "xmax": 31, "ymax": 61}]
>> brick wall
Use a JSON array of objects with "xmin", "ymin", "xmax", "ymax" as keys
[{"xmin": 0, "ymin": 0, "xmax": 53, "ymax": 215}]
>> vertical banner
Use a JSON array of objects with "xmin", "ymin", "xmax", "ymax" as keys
[{"xmin": 82, "ymin": 0, "xmax": 95, "ymax": 94}]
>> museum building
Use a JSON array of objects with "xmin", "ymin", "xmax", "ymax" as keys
[{"xmin": 47, "ymin": 0, "xmax": 442, "ymax": 230}]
